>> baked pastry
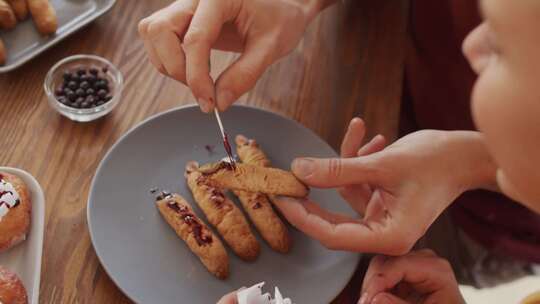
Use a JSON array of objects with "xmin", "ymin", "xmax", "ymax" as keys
[
  {"xmin": 27, "ymin": 0, "xmax": 57, "ymax": 35},
  {"xmin": 0, "ymin": 0, "xmax": 17, "ymax": 29},
  {"xmin": 186, "ymin": 162, "xmax": 260, "ymax": 261},
  {"xmin": 0, "ymin": 266, "xmax": 28, "ymax": 304},
  {"xmin": 0, "ymin": 172, "xmax": 31, "ymax": 253},
  {"xmin": 6, "ymin": 0, "xmax": 27, "ymax": 20},
  {"xmin": 233, "ymin": 135, "xmax": 291, "ymax": 253},
  {"xmin": 521, "ymin": 291, "xmax": 540, "ymax": 304},
  {"xmin": 235, "ymin": 135, "xmax": 271, "ymax": 167},
  {"xmin": 198, "ymin": 162, "xmax": 309, "ymax": 198},
  {"xmin": 232, "ymin": 190, "xmax": 291, "ymax": 253},
  {"xmin": 155, "ymin": 191, "xmax": 229, "ymax": 279}
]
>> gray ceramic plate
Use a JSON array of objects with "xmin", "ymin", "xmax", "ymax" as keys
[
  {"xmin": 0, "ymin": 0, "xmax": 116, "ymax": 73},
  {"xmin": 88, "ymin": 105, "xmax": 360, "ymax": 304}
]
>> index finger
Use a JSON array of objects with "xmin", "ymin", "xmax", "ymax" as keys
[
  {"xmin": 291, "ymin": 156, "xmax": 381, "ymax": 188},
  {"xmin": 183, "ymin": 0, "xmax": 236, "ymax": 111}
]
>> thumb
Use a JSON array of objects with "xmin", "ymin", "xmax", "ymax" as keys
[
  {"xmin": 291, "ymin": 156, "xmax": 379, "ymax": 188},
  {"xmin": 369, "ymin": 293, "xmax": 409, "ymax": 304}
]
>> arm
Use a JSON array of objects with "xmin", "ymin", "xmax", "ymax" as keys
[{"xmin": 434, "ymin": 130, "xmax": 499, "ymax": 193}]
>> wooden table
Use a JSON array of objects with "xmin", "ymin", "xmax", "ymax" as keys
[{"xmin": 0, "ymin": 1, "xmax": 407, "ymax": 303}]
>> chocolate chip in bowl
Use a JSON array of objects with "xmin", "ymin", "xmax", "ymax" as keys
[{"xmin": 44, "ymin": 55, "xmax": 124, "ymax": 122}]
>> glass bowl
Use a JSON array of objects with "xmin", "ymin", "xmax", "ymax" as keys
[{"xmin": 44, "ymin": 54, "xmax": 124, "ymax": 122}]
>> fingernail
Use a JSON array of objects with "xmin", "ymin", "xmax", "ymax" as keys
[
  {"xmin": 292, "ymin": 158, "xmax": 315, "ymax": 179},
  {"xmin": 217, "ymin": 90, "xmax": 234, "ymax": 110},
  {"xmin": 358, "ymin": 292, "xmax": 368, "ymax": 304},
  {"xmin": 198, "ymin": 98, "xmax": 211, "ymax": 113}
]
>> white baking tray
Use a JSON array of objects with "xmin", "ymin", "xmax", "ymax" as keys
[
  {"xmin": 0, "ymin": 167, "xmax": 45, "ymax": 304},
  {"xmin": 0, "ymin": 0, "xmax": 116, "ymax": 73}
]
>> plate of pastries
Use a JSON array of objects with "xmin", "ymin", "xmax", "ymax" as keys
[
  {"xmin": 0, "ymin": 167, "xmax": 45, "ymax": 304},
  {"xmin": 0, "ymin": 0, "xmax": 116, "ymax": 72},
  {"xmin": 87, "ymin": 105, "xmax": 360, "ymax": 304}
]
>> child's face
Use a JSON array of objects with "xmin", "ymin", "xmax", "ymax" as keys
[{"xmin": 463, "ymin": 0, "xmax": 540, "ymax": 212}]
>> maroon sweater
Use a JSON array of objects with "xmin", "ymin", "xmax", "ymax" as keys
[{"xmin": 403, "ymin": 0, "xmax": 540, "ymax": 262}]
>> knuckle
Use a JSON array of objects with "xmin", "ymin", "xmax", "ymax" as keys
[
  {"xmin": 138, "ymin": 18, "xmax": 150, "ymax": 36},
  {"xmin": 183, "ymin": 28, "xmax": 209, "ymax": 49},
  {"xmin": 146, "ymin": 19, "xmax": 166, "ymax": 36},
  {"xmin": 327, "ymin": 158, "xmax": 343, "ymax": 179}
]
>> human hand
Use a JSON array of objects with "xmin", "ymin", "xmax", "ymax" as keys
[
  {"xmin": 359, "ymin": 250, "xmax": 465, "ymax": 304},
  {"xmin": 217, "ymin": 290, "xmax": 237, "ymax": 304},
  {"xmin": 274, "ymin": 119, "xmax": 497, "ymax": 255},
  {"xmin": 138, "ymin": 0, "xmax": 333, "ymax": 112}
]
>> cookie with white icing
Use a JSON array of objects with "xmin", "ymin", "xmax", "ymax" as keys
[
  {"xmin": 0, "ymin": 172, "xmax": 31, "ymax": 252},
  {"xmin": 0, "ymin": 266, "xmax": 28, "ymax": 304}
]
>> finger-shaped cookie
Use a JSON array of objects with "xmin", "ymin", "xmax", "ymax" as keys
[
  {"xmin": 27, "ymin": 0, "xmax": 57, "ymax": 35},
  {"xmin": 186, "ymin": 162, "xmax": 260, "ymax": 261},
  {"xmin": 6, "ymin": 0, "xmax": 27, "ymax": 20},
  {"xmin": 0, "ymin": 172, "xmax": 31, "ymax": 253},
  {"xmin": 235, "ymin": 134, "xmax": 271, "ymax": 167},
  {"xmin": 198, "ymin": 162, "xmax": 309, "ymax": 198},
  {"xmin": 234, "ymin": 135, "xmax": 291, "ymax": 253},
  {"xmin": 0, "ymin": 0, "xmax": 17, "ymax": 29},
  {"xmin": 155, "ymin": 191, "xmax": 229, "ymax": 279},
  {"xmin": 232, "ymin": 189, "xmax": 291, "ymax": 253}
]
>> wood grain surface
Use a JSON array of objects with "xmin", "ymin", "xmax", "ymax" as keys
[{"xmin": 0, "ymin": 0, "xmax": 407, "ymax": 303}]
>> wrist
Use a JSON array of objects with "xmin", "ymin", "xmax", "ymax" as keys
[{"xmin": 444, "ymin": 131, "xmax": 499, "ymax": 193}]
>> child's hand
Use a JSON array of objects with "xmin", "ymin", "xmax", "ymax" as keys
[
  {"xmin": 138, "ymin": 0, "xmax": 331, "ymax": 112},
  {"xmin": 217, "ymin": 290, "xmax": 237, "ymax": 304},
  {"xmin": 359, "ymin": 250, "xmax": 465, "ymax": 304},
  {"xmin": 274, "ymin": 119, "xmax": 497, "ymax": 255}
]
